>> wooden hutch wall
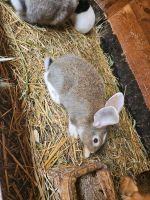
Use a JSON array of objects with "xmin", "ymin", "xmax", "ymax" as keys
[{"xmin": 96, "ymin": 0, "xmax": 150, "ymax": 108}]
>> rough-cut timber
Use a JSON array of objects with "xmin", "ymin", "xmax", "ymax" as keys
[
  {"xmin": 96, "ymin": 0, "xmax": 150, "ymax": 109},
  {"xmin": 48, "ymin": 162, "xmax": 116, "ymax": 200},
  {"xmin": 109, "ymin": 3, "xmax": 150, "ymax": 107},
  {"xmin": 130, "ymin": 0, "xmax": 150, "ymax": 43},
  {"xmin": 96, "ymin": 0, "xmax": 132, "ymax": 17}
]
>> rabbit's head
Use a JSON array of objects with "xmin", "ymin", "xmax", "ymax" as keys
[{"xmin": 79, "ymin": 92, "xmax": 124, "ymax": 157}]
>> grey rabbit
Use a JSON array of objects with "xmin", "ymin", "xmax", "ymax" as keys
[
  {"xmin": 10, "ymin": 0, "xmax": 95, "ymax": 33},
  {"xmin": 44, "ymin": 55, "xmax": 124, "ymax": 157}
]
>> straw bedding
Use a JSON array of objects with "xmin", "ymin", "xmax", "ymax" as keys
[{"xmin": 0, "ymin": 1, "xmax": 149, "ymax": 199}]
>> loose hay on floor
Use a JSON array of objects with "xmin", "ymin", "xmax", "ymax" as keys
[
  {"xmin": 0, "ymin": 63, "xmax": 37, "ymax": 199},
  {"xmin": 0, "ymin": 1, "xmax": 149, "ymax": 199}
]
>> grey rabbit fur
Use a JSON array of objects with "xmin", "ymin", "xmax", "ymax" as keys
[
  {"xmin": 44, "ymin": 55, "xmax": 124, "ymax": 157},
  {"xmin": 10, "ymin": 0, "xmax": 95, "ymax": 33},
  {"xmin": 10, "ymin": 0, "xmax": 78, "ymax": 25}
]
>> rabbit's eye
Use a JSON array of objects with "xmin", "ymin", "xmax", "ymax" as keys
[
  {"xmin": 93, "ymin": 138, "xmax": 98, "ymax": 143},
  {"xmin": 93, "ymin": 136, "xmax": 99, "ymax": 146}
]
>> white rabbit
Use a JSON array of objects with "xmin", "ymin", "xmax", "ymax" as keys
[
  {"xmin": 10, "ymin": 0, "xmax": 95, "ymax": 34},
  {"xmin": 44, "ymin": 55, "xmax": 124, "ymax": 157}
]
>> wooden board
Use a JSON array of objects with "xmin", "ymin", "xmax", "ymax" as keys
[
  {"xmin": 96, "ymin": 0, "xmax": 132, "ymax": 17},
  {"xmin": 96, "ymin": 0, "xmax": 150, "ymax": 108},
  {"xmin": 130, "ymin": 0, "xmax": 150, "ymax": 43}
]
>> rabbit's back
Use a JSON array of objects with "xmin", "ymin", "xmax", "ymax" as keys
[
  {"xmin": 48, "ymin": 55, "xmax": 104, "ymax": 119},
  {"xmin": 24, "ymin": 0, "xmax": 78, "ymax": 25}
]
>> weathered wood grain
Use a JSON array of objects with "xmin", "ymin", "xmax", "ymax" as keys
[
  {"xmin": 95, "ymin": 0, "xmax": 150, "ymax": 108},
  {"xmin": 130, "ymin": 0, "xmax": 150, "ymax": 43},
  {"xmin": 47, "ymin": 162, "xmax": 116, "ymax": 200},
  {"xmin": 108, "ymin": 4, "xmax": 150, "ymax": 107},
  {"xmin": 96, "ymin": 0, "xmax": 132, "ymax": 17},
  {"xmin": 97, "ymin": 169, "xmax": 116, "ymax": 200}
]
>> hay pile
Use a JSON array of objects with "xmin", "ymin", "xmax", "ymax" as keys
[
  {"xmin": 0, "ymin": 1, "xmax": 149, "ymax": 199},
  {"xmin": 0, "ymin": 58, "xmax": 37, "ymax": 199}
]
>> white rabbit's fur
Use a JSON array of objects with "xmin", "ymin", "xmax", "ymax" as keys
[
  {"xmin": 11, "ymin": 0, "xmax": 23, "ymax": 11},
  {"xmin": 44, "ymin": 73, "xmax": 60, "ymax": 104},
  {"xmin": 69, "ymin": 120, "xmax": 78, "ymax": 138},
  {"xmin": 71, "ymin": 5, "xmax": 95, "ymax": 34}
]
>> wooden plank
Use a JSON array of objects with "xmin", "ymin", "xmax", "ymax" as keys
[
  {"xmin": 130, "ymin": 0, "xmax": 150, "ymax": 43},
  {"xmin": 108, "ymin": 4, "xmax": 150, "ymax": 108},
  {"xmin": 96, "ymin": 0, "xmax": 132, "ymax": 17}
]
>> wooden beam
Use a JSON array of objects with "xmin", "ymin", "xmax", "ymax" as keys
[
  {"xmin": 108, "ymin": 4, "xmax": 150, "ymax": 108},
  {"xmin": 96, "ymin": 0, "xmax": 150, "ymax": 108}
]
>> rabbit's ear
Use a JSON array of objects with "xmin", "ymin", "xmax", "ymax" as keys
[
  {"xmin": 93, "ymin": 106, "xmax": 119, "ymax": 128},
  {"xmin": 44, "ymin": 57, "xmax": 53, "ymax": 71},
  {"xmin": 105, "ymin": 92, "xmax": 124, "ymax": 113}
]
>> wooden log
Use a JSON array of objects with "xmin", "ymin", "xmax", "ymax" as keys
[
  {"xmin": 47, "ymin": 162, "xmax": 116, "ymax": 200},
  {"xmin": 97, "ymin": 169, "xmax": 116, "ymax": 200}
]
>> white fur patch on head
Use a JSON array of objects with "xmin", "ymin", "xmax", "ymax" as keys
[
  {"xmin": 68, "ymin": 120, "xmax": 78, "ymax": 139},
  {"xmin": 44, "ymin": 72, "xmax": 60, "ymax": 104},
  {"xmin": 71, "ymin": 6, "xmax": 95, "ymax": 34},
  {"xmin": 10, "ymin": 0, "xmax": 23, "ymax": 11}
]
